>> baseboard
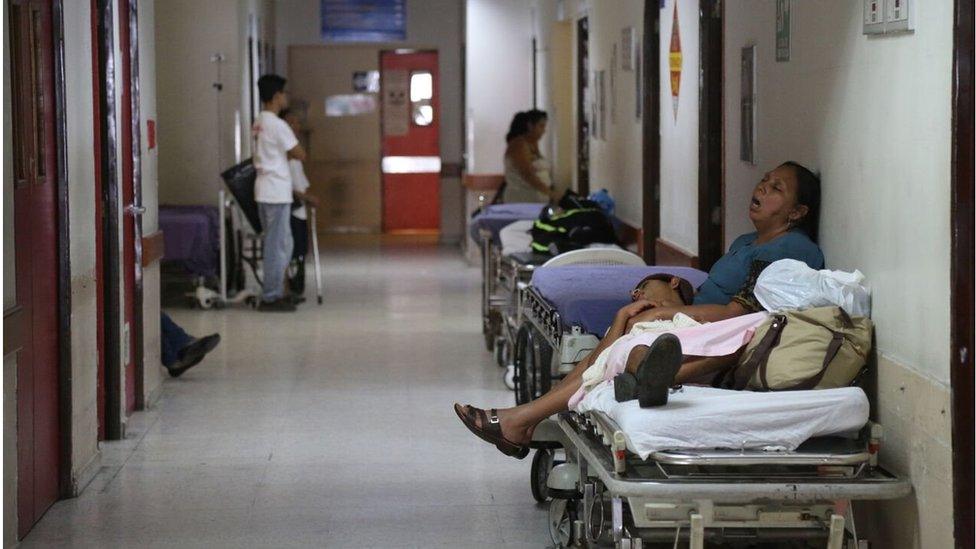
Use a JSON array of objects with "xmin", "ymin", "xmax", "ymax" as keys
[
  {"xmin": 70, "ymin": 449, "xmax": 102, "ymax": 497},
  {"xmin": 655, "ymin": 238, "xmax": 699, "ymax": 268}
]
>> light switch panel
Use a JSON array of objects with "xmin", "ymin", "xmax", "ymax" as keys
[
  {"xmin": 885, "ymin": 0, "xmax": 915, "ymax": 33},
  {"xmin": 863, "ymin": 0, "xmax": 885, "ymax": 34}
]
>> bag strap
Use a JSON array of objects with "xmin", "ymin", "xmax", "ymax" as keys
[
  {"xmin": 781, "ymin": 329, "xmax": 845, "ymax": 391},
  {"xmin": 722, "ymin": 314, "xmax": 787, "ymax": 391}
]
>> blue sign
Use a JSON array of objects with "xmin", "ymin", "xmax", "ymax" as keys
[{"xmin": 321, "ymin": 0, "xmax": 406, "ymax": 42}]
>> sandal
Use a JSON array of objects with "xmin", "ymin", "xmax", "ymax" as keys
[
  {"xmin": 635, "ymin": 333, "xmax": 683, "ymax": 408},
  {"xmin": 453, "ymin": 404, "xmax": 530, "ymax": 459}
]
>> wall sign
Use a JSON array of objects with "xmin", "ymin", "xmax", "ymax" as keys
[
  {"xmin": 382, "ymin": 69, "xmax": 409, "ymax": 136},
  {"xmin": 776, "ymin": 0, "xmax": 791, "ymax": 62},
  {"xmin": 321, "ymin": 0, "xmax": 406, "ymax": 43},
  {"xmin": 668, "ymin": 1, "xmax": 682, "ymax": 122}
]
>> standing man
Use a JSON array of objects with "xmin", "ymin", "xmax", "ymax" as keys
[{"xmin": 253, "ymin": 74, "xmax": 305, "ymax": 311}]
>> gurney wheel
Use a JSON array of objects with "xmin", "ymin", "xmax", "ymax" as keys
[
  {"xmin": 530, "ymin": 448, "xmax": 555, "ymax": 503},
  {"xmin": 503, "ymin": 365, "xmax": 516, "ymax": 391},
  {"xmin": 547, "ymin": 498, "xmax": 577, "ymax": 547}
]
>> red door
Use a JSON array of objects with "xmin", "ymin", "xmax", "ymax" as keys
[
  {"xmin": 118, "ymin": 0, "xmax": 138, "ymax": 415},
  {"xmin": 380, "ymin": 50, "xmax": 440, "ymax": 232},
  {"xmin": 9, "ymin": 0, "xmax": 62, "ymax": 536}
]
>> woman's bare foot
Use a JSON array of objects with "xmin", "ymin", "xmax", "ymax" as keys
[{"xmin": 456, "ymin": 405, "xmax": 533, "ymax": 446}]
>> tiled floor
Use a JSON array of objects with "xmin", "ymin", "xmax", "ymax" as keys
[{"xmin": 22, "ymin": 240, "xmax": 550, "ymax": 548}]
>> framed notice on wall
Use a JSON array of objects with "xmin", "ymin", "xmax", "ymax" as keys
[
  {"xmin": 321, "ymin": 0, "xmax": 406, "ymax": 42},
  {"xmin": 776, "ymin": 0, "xmax": 791, "ymax": 62}
]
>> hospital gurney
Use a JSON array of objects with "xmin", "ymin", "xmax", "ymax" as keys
[
  {"xmin": 159, "ymin": 205, "xmax": 221, "ymax": 307},
  {"xmin": 515, "ymin": 265, "xmax": 709, "ymax": 404},
  {"xmin": 530, "ymin": 386, "xmax": 912, "ymax": 548},
  {"xmin": 468, "ymin": 202, "xmax": 545, "ymax": 352}
]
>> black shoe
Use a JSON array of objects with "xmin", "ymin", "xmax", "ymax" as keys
[
  {"xmin": 258, "ymin": 298, "xmax": 297, "ymax": 312},
  {"xmin": 613, "ymin": 372, "xmax": 638, "ymax": 402},
  {"xmin": 635, "ymin": 333, "xmax": 683, "ymax": 408},
  {"xmin": 167, "ymin": 334, "xmax": 221, "ymax": 378}
]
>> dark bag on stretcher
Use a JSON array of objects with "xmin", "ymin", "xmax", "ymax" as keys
[
  {"xmin": 529, "ymin": 195, "xmax": 618, "ymax": 255},
  {"xmin": 220, "ymin": 159, "xmax": 263, "ymax": 233},
  {"xmin": 720, "ymin": 306, "xmax": 873, "ymax": 391}
]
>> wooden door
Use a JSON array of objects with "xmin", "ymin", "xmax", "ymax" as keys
[
  {"xmin": 8, "ymin": 0, "xmax": 62, "ymax": 536},
  {"xmin": 288, "ymin": 45, "xmax": 383, "ymax": 233},
  {"xmin": 380, "ymin": 50, "xmax": 440, "ymax": 232}
]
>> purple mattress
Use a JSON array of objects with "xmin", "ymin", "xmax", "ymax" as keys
[
  {"xmin": 530, "ymin": 265, "xmax": 710, "ymax": 335},
  {"xmin": 159, "ymin": 205, "xmax": 220, "ymax": 278},
  {"xmin": 468, "ymin": 202, "xmax": 545, "ymax": 244}
]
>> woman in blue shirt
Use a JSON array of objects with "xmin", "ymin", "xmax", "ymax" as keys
[{"xmin": 455, "ymin": 161, "xmax": 824, "ymax": 457}]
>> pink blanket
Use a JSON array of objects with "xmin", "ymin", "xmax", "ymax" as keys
[{"xmin": 568, "ymin": 312, "xmax": 769, "ymax": 408}]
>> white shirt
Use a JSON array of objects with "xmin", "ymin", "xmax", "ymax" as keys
[
  {"xmin": 289, "ymin": 159, "xmax": 311, "ymax": 220},
  {"xmin": 252, "ymin": 110, "xmax": 299, "ymax": 204}
]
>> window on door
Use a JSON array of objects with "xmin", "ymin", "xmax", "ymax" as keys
[{"xmin": 410, "ymin": 70, "xmax": 433, "ymax": 126}]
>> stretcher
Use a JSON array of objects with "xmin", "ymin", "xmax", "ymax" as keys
[
  {"xmin": 529, "ymin": 385, "xmax": 911, "ymax": 548},
  {"xmin": 468, "ymin": 202, "xmax": 545, "ymax": 352},
  {"xmin": 515, "ymin": 265, "xmax": 709, "ymax": 404},
  {"xmin": 187, "ymin": 159, "xmax": 325, "ymax": 309}
]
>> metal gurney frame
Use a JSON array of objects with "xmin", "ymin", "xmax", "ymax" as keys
[{"xmin": 530, "ymin": 411, "xmax": 911, "ymax": 548}]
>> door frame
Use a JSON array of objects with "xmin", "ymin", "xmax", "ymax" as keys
[
  {"xmin": 697, "ymin": 0, "xmax": 723, "ymax": 271},
  {"xmin": 950, "ymin": 0, "xmax": 974, "ymax": 543},
  {"xmin": 51, "ymin": 0, "xmax": 73, "ymax": 500},
  {"xmin": 641, "ymin": 1, "xmax": 661, "ymax": 263},
  {"xmin": 576, "ymin": 15, "xmax": 589, "ymax": 196},
  {"xmin": 118, "ymin": 0, "xmax": 145, "ymax": 410},
  {"xmin": 94, "ymin": 0, "xmax": 123, "ymax": 439}
]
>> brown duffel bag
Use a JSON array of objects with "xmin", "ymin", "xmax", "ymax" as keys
[{"xmin": 721, "ymin": 306, "xmax": 873, "ymax": 391}]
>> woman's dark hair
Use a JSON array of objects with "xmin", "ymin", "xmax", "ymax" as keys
[
  {"xmin": 781, "ymin": 161, "xmax": 821, "ymax": 243},
  {"xmin": 258, "ymin": 74, "xmax": 287, "ymax": 104},
  {"xmin": 505, "ymin": 109, "xmax": 548, "ymax": 142}
]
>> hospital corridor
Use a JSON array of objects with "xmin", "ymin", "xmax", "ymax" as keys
[
  {"xmin": 2, "ymin": 0, "xmax": 974, "ymax": 548},
  {"xmin": 16, "ymin": 241, "xmax": 550, "ymax": 547}
]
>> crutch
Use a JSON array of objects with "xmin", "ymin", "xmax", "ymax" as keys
[{"xmin": 309, "ymin": 205, "xmax": 324, "ymax": 305}]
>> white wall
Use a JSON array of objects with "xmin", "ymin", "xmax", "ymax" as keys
[
  {"xmin": 658, "ymin": 0, "xmax": 698, "ymax": 254},
  {"xmin": 139, "ymin": 0, "xmax": 164, "ymax": 404},
  {"xmin": 275, "ymin": 0, "xmax": 466, "ymax": 241},
  {"xmin": 724, "ymin": 3, "xmax": 954, "ymax": 547},
  {"xmin": 155, "ymin": 0, "xmax": 245, "ymax": 205},
  {"xmin": 465, "ymin": 0, "xmax": 535, "ymax": 174}
]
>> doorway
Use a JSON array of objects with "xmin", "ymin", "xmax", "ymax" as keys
[
  {"xmin": 697, "ymin": 0, "xmax": 723, "ymax": 271},
  {"xmin": 380, "ymin": 50, "xmax": 441, "ymax": 233},
  {"xmin": 641, "ymin": 1, "xmax": 661, "ymax": 262},
  {"xmin": 8, "ymin": 0, "xmax": 64, "ymax": 535},
  {"xmin": 950, "ymin": 0, "xmax": 974, "ymax": 543},
  {"xmin": 576, "ymin": 16, "xmax": 590, "ymax": 196}
]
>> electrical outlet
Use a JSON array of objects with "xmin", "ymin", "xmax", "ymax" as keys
[
  {"xmin": 885, "ymin": 0, "xmax": 915, "ymax": 33},
  {"xmin": 863, "ymin": 0, "xmax": 885, "ymax": 34}
]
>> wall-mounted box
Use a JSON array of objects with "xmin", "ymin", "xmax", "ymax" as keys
[{"xmin": 864, "ymin": 0, "xmax": 915, "ymax": 35}]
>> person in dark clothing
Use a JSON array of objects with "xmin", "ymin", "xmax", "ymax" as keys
[{"xmin": 161, "ymin": 312, "xmax": 221, "ymax": 377}]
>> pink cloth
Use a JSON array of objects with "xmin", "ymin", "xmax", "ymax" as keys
[{"xmin": 568, "ymin": 312, "xmax": 769, "ymax": 409}]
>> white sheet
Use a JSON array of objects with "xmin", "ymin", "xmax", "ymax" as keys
[{"xmin": 574, "ymin": 383, "xmax": 869, "ymax": 459}]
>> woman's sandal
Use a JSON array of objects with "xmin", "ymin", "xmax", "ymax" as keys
[
  {"xmin": 635, "ymin": 333, "xmax": 683, "ymax": 408},
  {"xmin": 453, "ymin": 404, "xmax": 530, "ymax": 459}
]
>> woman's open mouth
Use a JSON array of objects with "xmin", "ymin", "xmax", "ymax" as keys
[{"xmin": 750, "ymin": 197, "xmax": 762, "ymax": 210}]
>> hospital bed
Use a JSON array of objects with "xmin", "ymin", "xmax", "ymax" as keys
[
  {"xmin": 531, "ymin": 384, "xmax": 911, "ymax": 548},
  {"xmin": 468, "ymin": 202, "xmax": 545, "ymax": 352},
  {"xmin": 515, "ymin": 265, "xmax": 709, "ymax": 405},
  {"xmin": 159, "ymin": 205, "xmax": 221, "ymax": 307}
]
